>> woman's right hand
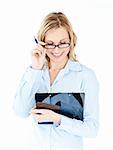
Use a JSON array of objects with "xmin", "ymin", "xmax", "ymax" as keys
[{"xmin": 31, "ymin": 41, "xmax": 46, "ymax": 70}]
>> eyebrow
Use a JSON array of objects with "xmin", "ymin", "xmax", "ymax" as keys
[{"xmin": 45, "ymin": 38, "xmax": 70, "ymax": 43}]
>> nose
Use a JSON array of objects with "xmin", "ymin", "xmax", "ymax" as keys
[{"xmin": 53, "ymin": 46, "xmax": 60, "ymax": 53}]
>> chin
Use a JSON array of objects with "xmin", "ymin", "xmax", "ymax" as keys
[{"xmin": 51, "ymin": 56, "xmax": 68, "ymax": 63}]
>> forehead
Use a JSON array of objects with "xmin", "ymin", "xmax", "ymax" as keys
[{"xmin": 45, "ymin": 27, "xmax": 69, "ymax": 41}]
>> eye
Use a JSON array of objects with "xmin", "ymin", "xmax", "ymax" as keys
[
  {"xmin": 44, "ymin": 43, "xmax": 55, "ymax": 49},
  {"xmin": 60, "ymin": 42, "xmax": 66, "ymax": 44},
  {"xmin": 45, "ymin": 41, "xmax": 54, "ymax": 45},
  {"xmin": 59, "ymin": 43, "xmax": 70, "ymax": 48},
  {"xmin": 60, "ymin": 41, "xmax": 70, "ymax": 44},
  {"xmin": 47, "ymin": 43, "xmax": 54, "ymax": 45}
]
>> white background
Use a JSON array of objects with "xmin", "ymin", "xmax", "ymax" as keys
[{"xmin": 0, "ymin": 0, "xmax": 112, "ymax": 150}]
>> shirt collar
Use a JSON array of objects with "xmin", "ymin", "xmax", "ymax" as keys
[
  {"xmin": 65, "ymin": 59, "xmax": 82, "ymax": 72},
  {"xmin": 43, "ymin": 59, "xmax": 82, "ymax": 72}
]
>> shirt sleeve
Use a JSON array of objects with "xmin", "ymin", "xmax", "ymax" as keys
[
  {"xmin": 13, "ymin": 66, "xmax": 43, "ymax": 118},
  {"xmin": 56, "ymin": 69, "xmax": 100, "ymax": 138}
]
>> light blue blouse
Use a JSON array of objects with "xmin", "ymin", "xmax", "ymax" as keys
[{"xmin": 13, "ymin": 59, "xmax": 99, "ymax": 150}]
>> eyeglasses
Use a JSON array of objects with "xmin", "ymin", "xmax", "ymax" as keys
[{"xmin": 44, "ymin": 43, "xmax": 70, "ymax": 49}]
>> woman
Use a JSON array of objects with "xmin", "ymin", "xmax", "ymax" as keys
[{"xmin": 13, "ymin": 12, "xmax": 99, "ymax": 150}]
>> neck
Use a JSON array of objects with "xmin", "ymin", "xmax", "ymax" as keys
[{"xmin": 49, "ymin": 57, "xmax": 68, "ymax": 70}]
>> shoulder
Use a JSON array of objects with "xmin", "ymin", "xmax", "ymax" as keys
[
  {"xmin": 69, "ymin": 59, "xmax": 99, "ymax": 82},
  {"xmin": 68, "ymin": 59, "xmax": 99, "ymax": 92},
  {"xmin": 78, "ymin": 62, "xmax": 99, "ymax": 87},
  {"xmin": 80, "ymin": 63, "xmax": 98, "ymax": 82},
  {"xmin": 68, "ymin": 59, "xmax": 95, "ymax": 75},
  {"xmin": 80, "ymin": 63, "xmax": 95, "ymax": 75}
]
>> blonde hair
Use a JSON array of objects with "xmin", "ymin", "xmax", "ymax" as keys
[{"xmin": 37, "ymin": 12, "xmax": 77, "ymax": 61}]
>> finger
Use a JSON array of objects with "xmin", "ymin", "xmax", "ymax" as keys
[
  {"xmin": 33, "ymin": 47, "xmax": 46, "ymax": 57},
  {"xmin": 32, "ymin": 49, "xmax": 42, "ymax": 56},
  {"xmin": 34, "ymin": 115, "xmax": 48, "ymax": 123},
  {"xmin": 33, "ymin": 46, "xmax": 43, "ymax": 52},
  {"xmin": 36, "ymin": 44, "xmax": 44, "ymax": 50},
  {"xmin": 38, "ymin": 41, "xmax": 46, "ymax": 46},
  {"xmin": 32, "ymin": 109, "xmax": 50, "ymax": 114},
  {"xmin": 33, "ymin": 45, "xmax": 45, "ymax": 55},
  {"xmin": 43, "ymin": 48, "xmax": 47, "ymax": 54},
  {"xmin": 31, "ymin": 108, "xmax": 39, "ymax": 114},
  {"xmin": 32, "ymin": 114, "xmax": 43, "ymax": 121},
  {"xmin": 33, "ymin": 114, "xmax": 47, "ymax": 121},
  {"xmin": 31, "ymin": 109, "xmax": 43, "ymax": 114},
  {"xmin": 32, "ymin": 113, "xmax": 46, "ymax": 121}
]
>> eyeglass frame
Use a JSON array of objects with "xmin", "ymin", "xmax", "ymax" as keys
[{"xmin": 43, "ymin": 42, "xmax": 70, "ymax": 49}]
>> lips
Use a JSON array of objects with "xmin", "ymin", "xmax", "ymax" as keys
[{"xmin": 52, "ymin": 52, "xmax": 63, "ymax": 57}]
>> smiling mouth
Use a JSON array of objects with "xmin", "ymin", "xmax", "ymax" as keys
[{"xmin": 52, "ymin": 53, "xmax": 63, "ymax": 57}]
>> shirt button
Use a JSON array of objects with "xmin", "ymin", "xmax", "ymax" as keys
[
  {"xmin": 68, "ymin": 94, "xmax": 71, "ymax": 96},
  {"xmin": 50, "ymin": 87, "xmax": 53, "ymax": 93}
]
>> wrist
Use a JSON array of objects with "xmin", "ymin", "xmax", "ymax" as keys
[{"xmin": 32, "ymin": 65, "xmax": 43, "ymax": 70}]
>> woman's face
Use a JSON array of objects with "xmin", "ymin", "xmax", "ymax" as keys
[{"xmin": 44, "ymin": 27, "xmax": 70, "ymax": 62}]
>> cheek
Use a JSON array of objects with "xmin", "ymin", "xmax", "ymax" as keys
[
  {"xmin": 64, "ymin": 49, "xmax": 70, "ymax": 56},
  {"xmin": 46, "ymin": 49, "xmax": 70, "ymax": 57}
]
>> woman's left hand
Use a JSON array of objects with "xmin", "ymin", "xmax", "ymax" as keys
[{"xmin": 31, "ymin": 108, "xmax": 61, "ymax": 125}]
